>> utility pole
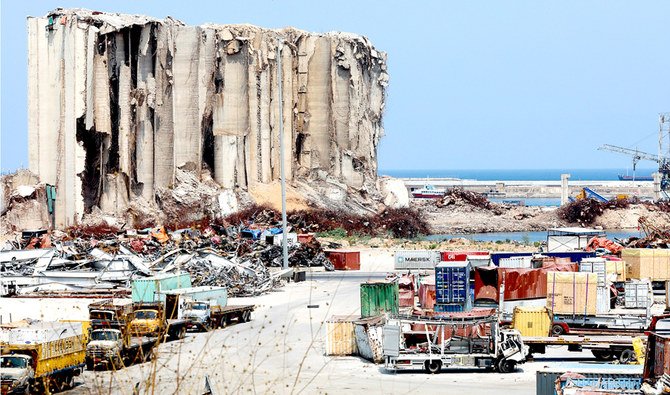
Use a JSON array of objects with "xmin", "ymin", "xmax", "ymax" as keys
[{"xmin": 277, "ymin": 38, "xmax": 289, "ymax": 271}]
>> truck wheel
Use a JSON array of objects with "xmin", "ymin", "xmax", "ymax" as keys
[
  {"xmin": 497, "ymin": 359, "xmax": 516, "ymax": 373},
  {"xmin": 86, "ymin": 358, "xmax": 94, "ymax": 371},
  {"xmin": 220, "ymin": 316, "xmax": 228, "ymax": 328},
  {"xmin": 241, "ymin": 311, "xmax": 251, "ymax": 322},
  {"xmin": 551, "ymin": 324, "xmax": 566, "ymax": 336},
  {"xmin": 424, "ymin": 360, "xmax": 441, "ymax": 374},
  {"xmin": 64, "ymin": 374, "xmax": 75, "ymax": 389},
  {"xmin": 619, "ymin": 349, "xmax": 636, "ymax": 364},
  {"xmin": 591, "ymin": 350, "xmax": 614, "ymax": 361},
  {"xmin": 178, "ymin": 327, "xmax": 186, "ymax": 339}
]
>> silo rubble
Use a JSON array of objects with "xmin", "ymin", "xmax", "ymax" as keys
[{"xmin": 24, "ymin": 8, "xmax": 388, "ymax": 228}]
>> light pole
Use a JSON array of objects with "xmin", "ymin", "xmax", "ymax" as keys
[{"xmin": 277, "ymin": 38, "xmax": 288, "ymax": 271}]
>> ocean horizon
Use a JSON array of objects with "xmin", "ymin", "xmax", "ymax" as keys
[{"xmin": 379, "ymin": 168, "xmax": 657, "ymax": 181}]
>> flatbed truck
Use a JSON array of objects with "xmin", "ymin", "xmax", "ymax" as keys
[
  {"xmin": 523, "ymin": 334, "xmax": 640, "ymax": 363},
  {"xmin": 182, "ymin": 301, "xmax": 254, "ymax": 331},
  {"xmin": 383, "ymin": 313, "xmax": 528, "ymax": 374}
]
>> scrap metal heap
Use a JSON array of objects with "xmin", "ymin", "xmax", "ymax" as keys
[
  {"xmin": 0, "ymin": 219, "xmax": 335, "ymax": 297},
  {"xmin": 23, "ymin": 8, "xmax": 389, "ymax": 230}
]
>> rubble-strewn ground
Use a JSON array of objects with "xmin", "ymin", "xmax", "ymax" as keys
[{"xmin": 414, "ymin": 197, "xmax": 670, "ymax": 235}]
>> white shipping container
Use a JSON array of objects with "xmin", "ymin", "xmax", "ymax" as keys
[
  {"xmin": 498, "ymin": 298, "xmax": 547, "ymax": 321},
  {"xmin": 624, "ymin": 280, "xmax": 651, "ymax": 309},
  {"xmin": 499, "ymin": 256, "xmax": 532, "ymax": 268},
  {"xmin": 467, "ymin": 255, "xmax": 491, "ymax": 268},
  {"xmin": 580, "ymin": 258, "xmax": 607, "ymax": 287},
  {"xmin": 7, "ymin": 321, "xmax": 83, "ymax": 344},
  {"xmin": 596, "ymin": 286, "xmax": 610, "ymax": 314},
  {"xmin": 395, "ymin": 250, "xmax": 440, "ymax": 270}
]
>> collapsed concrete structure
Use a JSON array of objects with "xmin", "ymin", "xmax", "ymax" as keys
[{"xmin": 25, "ymin": 8, "xmax": 388, "ymax": 228}]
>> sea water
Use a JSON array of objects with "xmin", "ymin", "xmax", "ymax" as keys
[{"xmin": 380, "ymin": 168, "xmax": 656, "ymax": 181}]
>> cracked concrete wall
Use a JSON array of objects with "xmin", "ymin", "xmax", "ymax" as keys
[{"xmin": 27, "ymin": 9, "xmax": 388, "ymax": 227}]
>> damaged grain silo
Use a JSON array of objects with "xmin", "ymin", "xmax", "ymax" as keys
[{"xmin": 26, "ymin": 8, "xmax": 388, "ymax": 228}]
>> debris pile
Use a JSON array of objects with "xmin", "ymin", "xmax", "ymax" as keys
[
  {"xmin": 558, "ymin": 197, "xmax": 645, "ymax": 225},
  {"xmin": 435, "ymin": 188, "xmax": 492, "ymax": 210},
  {"xmin": 226, "ymin": 204, "xmax": 429, "ymax": 239}
]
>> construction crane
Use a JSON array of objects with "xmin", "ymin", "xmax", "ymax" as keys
[
  {"xmin": 597, "ymin": 144, "xmax": 665, "ymax": 172},
  {"xmin": 598, "ymin": 113, "xmax": 670, "ymax": 193}
]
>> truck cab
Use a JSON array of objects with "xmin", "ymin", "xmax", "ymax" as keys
[
  {"xmin": 1, "ymin": 354, "xmax": 34, "ymax": 394},
  {"xmin": 86, "ymin": 329, "xmax": 124, "ymax": 370},
  {"xmin": 183, "ymin": 301, "xmax": 211, "ymax": 329},
  {"xmin": 129, "ymin": 309, "xmax": 162, "ymax": 337}
]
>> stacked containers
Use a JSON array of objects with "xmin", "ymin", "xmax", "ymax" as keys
[
  {"xmin": 360, "ymin": 281, "xmax": 399, "ymax": 317},
  {"xmin": 435, "ymin": 261, "xmax": 472, "ymax": 312},
  {"xmin": 624, "ymin": 280, "xmax": 651, "ymax": 309},
  {"xmin": 580, "ymin": 258, "xmax": 610, "ymax": 314}
]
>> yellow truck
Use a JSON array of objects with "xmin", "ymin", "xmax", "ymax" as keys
[{"xmin": 1, "ymin": 321, "xmax": 87, "ymax": 394}]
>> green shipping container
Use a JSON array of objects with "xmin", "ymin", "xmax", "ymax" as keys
[
  {"xmin": 360, "ymin": 281, "xmax": 399, "ymax": 317},
  {"xmin": 132, "ymin": 272, "xmax": 192, "ymax": 302}
]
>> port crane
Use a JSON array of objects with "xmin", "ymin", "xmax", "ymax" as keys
[{"xmin": 598, "ymin": 113, "xmax": 670, "ymax": 193}]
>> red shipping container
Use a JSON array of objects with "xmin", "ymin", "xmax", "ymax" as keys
[
  {"xmin": 326, "ymin": 250, "xmax": 361, "ymax": 270},
  {"xmin": 418, "ymin": 282, "xmax": 436, "ymax": 309},
  {"xmin": 440, "ymin": 251, "xmax": 488, "ymax": 262},
  {"xmin": 399, "ymin": 275, "xmax": 416, "ymax": 307},
  {"xmin": 644, "ymin": 333, "xmax": 670, "ymax": 382},
  {"xmin": 474, "ymin": 263, "xmax": 578, "ymax": 302}
]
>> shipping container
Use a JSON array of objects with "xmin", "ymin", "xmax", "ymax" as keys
[
  {"xmin": 490, "ymin": 251, "xmax": 595, "ymax": 266},
  {"xmin": 546, "ymin": 272, "xmax": 598, "ymax": 316},
  {"xmin": 158, "ymin": 286, "xmax": 228, "ymax": 308},
  {"xmin": 418, "ymin": 282, "xmax": 436, "ymax": 310},
  {"xmin": 326, "ymin": 250, "xmax": 361, "ymax": 271},
  {"xmin": 353, "ymin": 316, "xmax": 385, "ymax": 363},
  {"xmin": 624, "ymin": 248, "xmax": 670, "ymax": 280},
  {"xmin": 643, "ymin": 332, "xmax": 670, "ymax": 385},
  {"xmin": 547, "ymin": 228, "xmax": 604, "ymax": 252},
  {"xmin": 499, "ymin": 256, "xmax": 532, "ymax": 269},
  {"xmin": 434, "ymin": 303, "xmax": 466, "ymax": 313},
  {"xmin": 131, "ymin": 272, "xmax": 192, "ymax": 302},
  {"xmin": 624, "ymin": 280, "xmax": 651, "ymax": 309},
  {"xmin": 395, "ymin": 250, "xmax": 440, "ymax": 270},
  {"xmin": 512, "ymin": 306, "xmax": 551, "ymax": 337},
  {"xmin": 467, "ymin": 254, "xmax": 491, "ymax": 268},
  {"xmin": 537, "ymin": 363, "xmax": 643, "ymax": 395},
  {"xmin": 325, "ymin": 316, "xmax": 358, "ymax": 356},
  {"xmin": 435, "ymin": 262, "xmax": 470, "ymax": 305},
  {"xmin": 596, "ymin": 285, "xmax": 610, "ymax": 314},
  {"xmin": 474, "ymin": 263, "xmax": 578, "ymax": 303},
  {"xmin": 579, "ymin": 258, "xmax": 607, "ymax": 287},
  {"xmin": 360, "ymin": 281, "xmax": 399, "ymax": 318},
  {"xmin": 440, "ymin": 251, "xmax": 488, "ymax": 262}
]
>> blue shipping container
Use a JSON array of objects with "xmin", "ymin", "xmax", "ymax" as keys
[
  {"xmin": 536, "ymin": 363, "xmax": 643, "ymax": 395},
  {"xmin": 434, "ymin": 303, "xmax": 465, "ymax": 313},
  {"xmin": 435, "ymin": 262, "xmax": 470, "ymax": 304}
]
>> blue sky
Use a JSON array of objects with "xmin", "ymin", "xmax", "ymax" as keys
[{"xmin": 2, "ymin": 1, "xmax": 669, "ymax": 172}]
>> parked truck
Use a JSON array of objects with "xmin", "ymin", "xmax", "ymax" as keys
[
  {"xmin": 85, "ymin": 326, "xmax": 159, "ymax": 371},
  {"xmin": 1, "ymin": 321, "xmax": 87, "ymax": 394},
  {"xmin": 127, "ymin": 302, "xmax": 188, "ymax": 340},
  {"xmin": 156, "ymin": 286, "xmax": 254, "ymax": 331},
  {"xmin": 383, "ymin": 310, "xmax": 528, "ymax": 374},
  {"xmin": 182, "ymin": 301, "xmax": 254, "ymax": 331}
]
